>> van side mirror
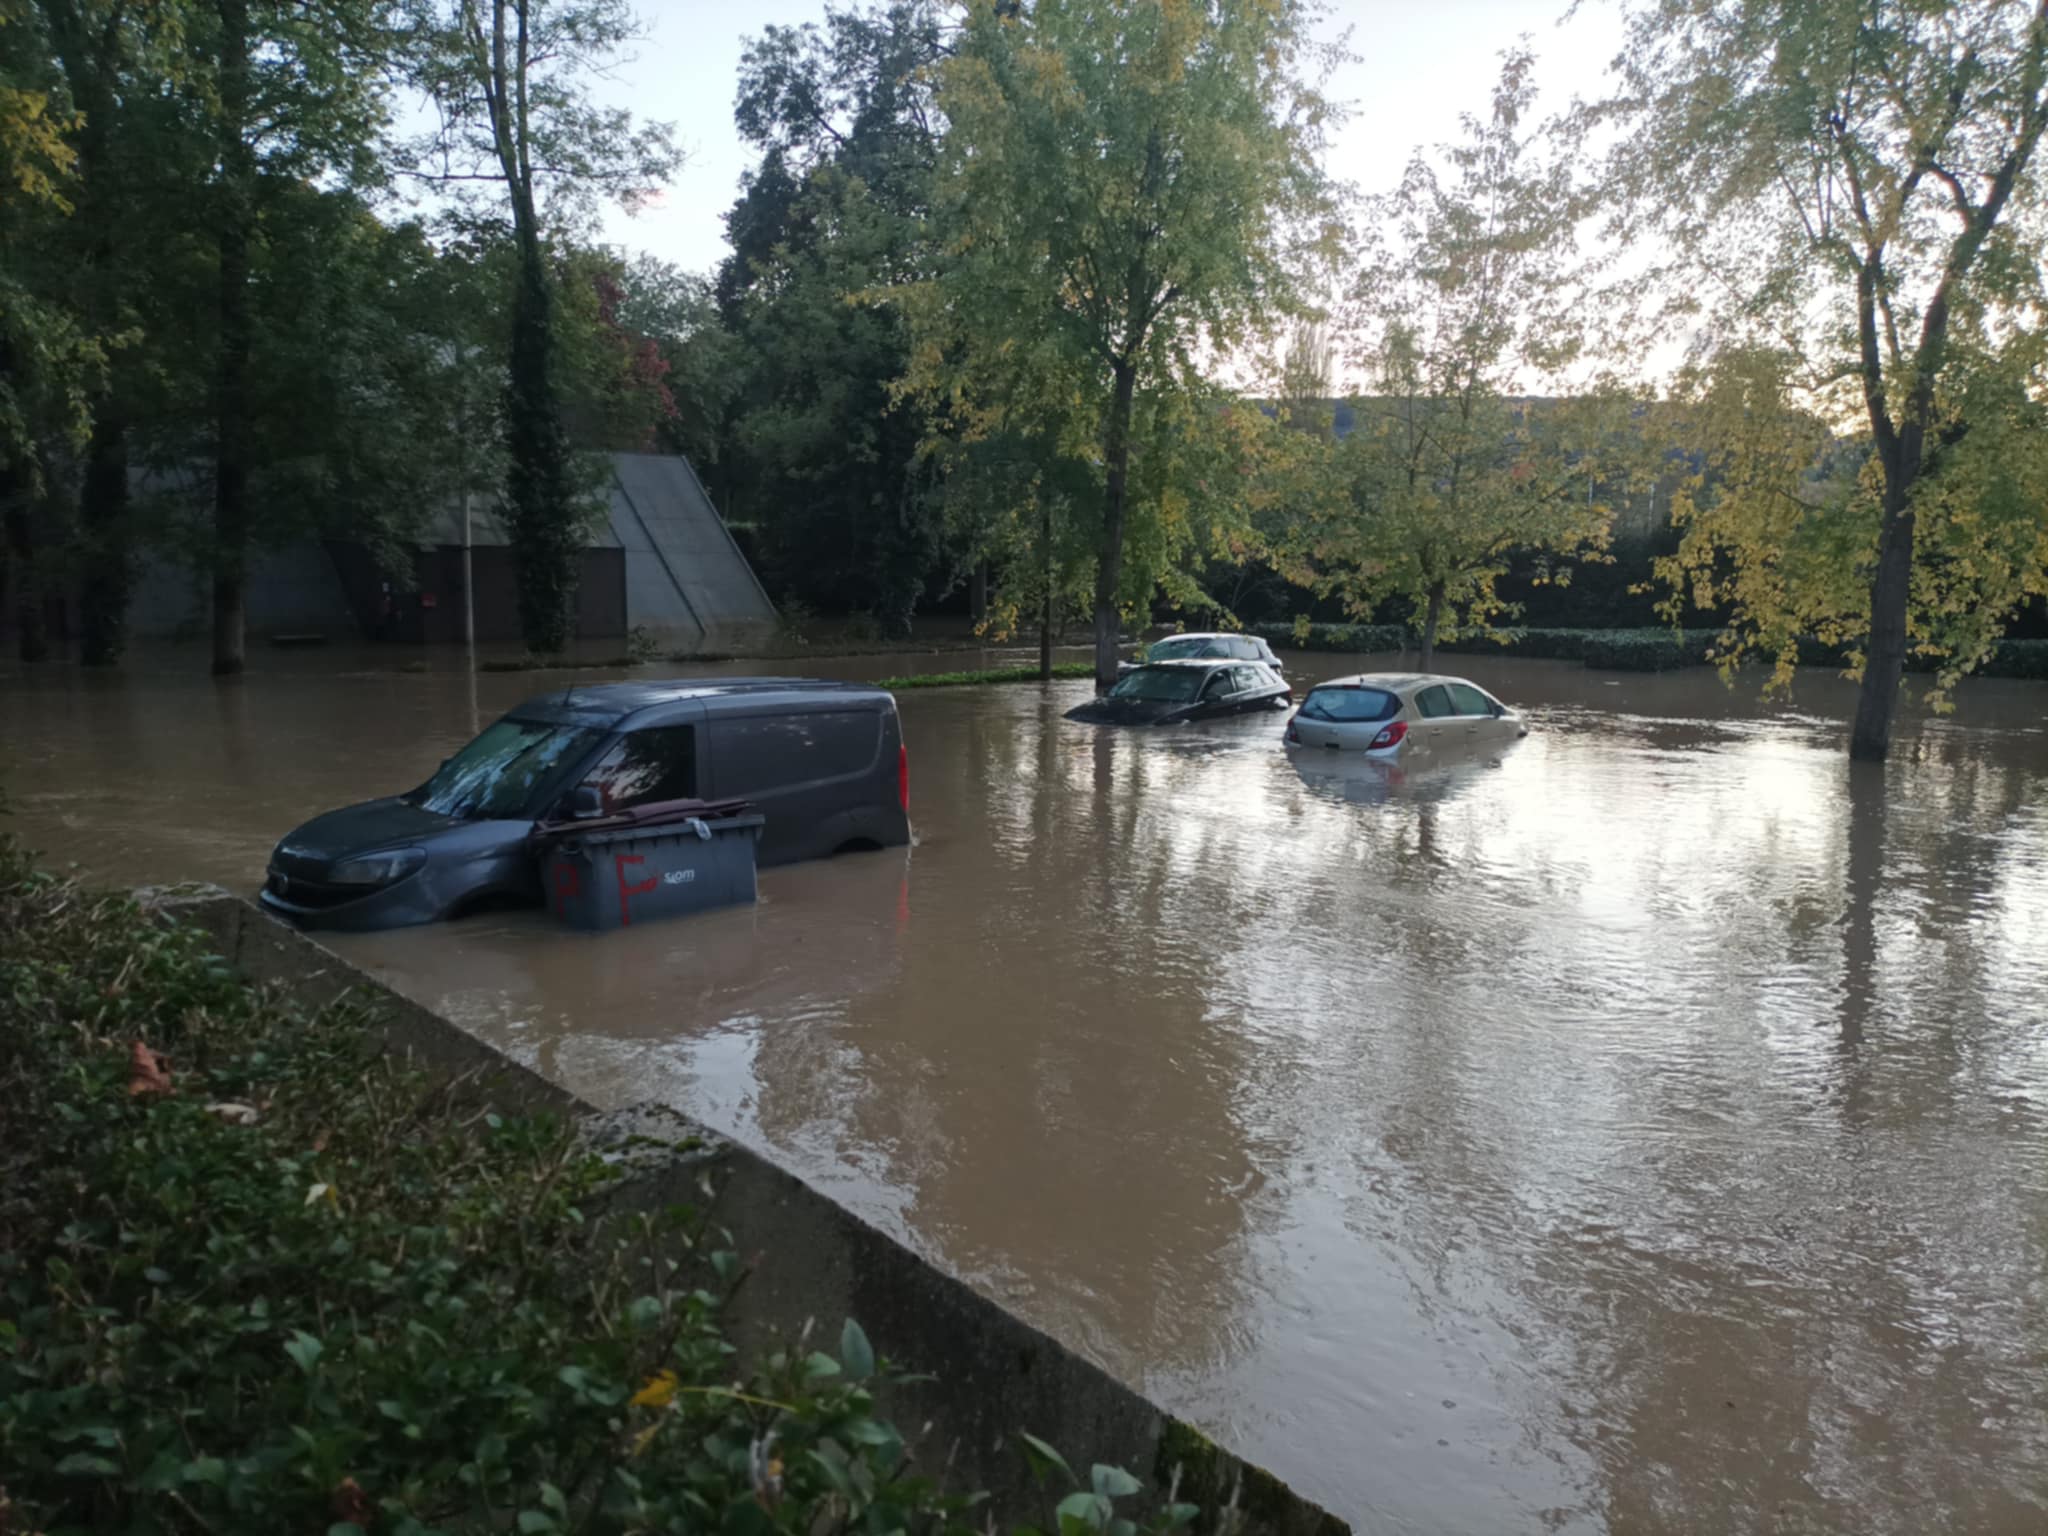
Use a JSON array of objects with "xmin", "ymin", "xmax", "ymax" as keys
[{"xmin": 560, "ymin": 786, "xmax": 603, "ymax": 821}]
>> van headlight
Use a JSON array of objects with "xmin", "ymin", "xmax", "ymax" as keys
[{"xmin": 327, "ymin": 847, "xmax": 427, "ymax": 888}]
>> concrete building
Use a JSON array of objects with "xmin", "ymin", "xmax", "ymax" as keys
[{"xmin": 125, "ymin": 451, "xmax": 776, "ymax": 651}]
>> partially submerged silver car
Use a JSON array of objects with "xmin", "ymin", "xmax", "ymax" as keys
[
  {"xmin": 1283, "ymin": 672, "xmax": 1527, "ymax": 758},
  {"xmin": 1121, "ymin": 631, "xmax": 1285, "ymax": 678}
]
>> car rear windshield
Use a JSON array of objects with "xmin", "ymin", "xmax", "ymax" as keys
[
  {"xmin": 1299, "ymin": 685, "xmax": 1400, "ymax": 723},
  {"xmin": 409, "ymin": 718, "xmax": 602, "ymax": 818},
  {"xmin": 1109, "ymin": 667, "xmax": 1204, "ymax": 702},
  {"xmin": 1147, "ymin": 637, "xmax": 1228, "ymax": 661}
]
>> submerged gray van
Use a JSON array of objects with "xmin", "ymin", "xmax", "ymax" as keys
[{"xmin": 260, "ymin": 679, "xmax": 910, "ymax": 930}]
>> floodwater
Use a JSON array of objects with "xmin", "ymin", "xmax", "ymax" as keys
[{"xmin": 5, "ymin": 643, "xmax": 2048, "ymax": 1535}]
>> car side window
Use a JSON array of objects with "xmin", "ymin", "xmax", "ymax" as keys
[
  {"xmin": 1201, "ymin": 670, "xmax": 1230, "ymax": 698},
  {"xmin": 582, "ymin": 725, "xmax": 697, "ymax": 811},
  {"xmin": 1230, "ymin": 638, "xmax": 1257, "ymax": 660},
  {"xmin": 1415, "ymin": 685, "xmax": 1455, "ymax": 719},
  {"xmin": 1238, "ymin": 666, "xmax": 1266, "ymax": 692},
  {"xmin": 1448, "ymin": 683, "xmax": 1492, "ymax": 716}
]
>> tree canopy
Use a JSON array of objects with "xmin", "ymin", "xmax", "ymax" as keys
[
  {"xmin": 900, "ymin": 0, "xmax": 1341, "ymax": 687},
  {"xmin": 1284, "ymin": 51, "xmax": 1621, "ymax": 666},
  {"xmin": 1602, "ymin": 0, "xmax": 2048, "ymax": 756}
]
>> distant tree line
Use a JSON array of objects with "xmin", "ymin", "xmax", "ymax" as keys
[{"xmin": 6, "ymin": 0, "xmax": 2047, "ymax": 760}]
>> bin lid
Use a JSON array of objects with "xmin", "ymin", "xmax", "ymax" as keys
[
  {"xmin": 548, "ymin": 812, "xmax": 765, "ymax": 851},
  {"xmin": 532, "ymin": 796, "xmax": 755, "ymax": 842}
]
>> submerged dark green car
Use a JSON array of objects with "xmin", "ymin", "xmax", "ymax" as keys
[{"xmin": 1065, "ymin": 659, "xmax": 1293, "ymax": 727}]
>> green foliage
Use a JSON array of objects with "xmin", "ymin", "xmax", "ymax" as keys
[
  {"xmin": 0, "ymin": 836, "xmax": 1189, "ymax": 1536},
  {"xmin": 901, "ymin": 0, "xmax": 1340, "ymax": 683},
  {"xmin": 1978, "ymin": 638, "xmax": 2048, "ymax": 680},
  {"xmin": 1250, "ymin": 621, "xmax": 1409, "ymax": 655},
  {"xmin": 715, "ymin": 2, "xmax": 946, "ymax": 629},
  {"xmin": 401, "ymin": 0, "xmax": 679, "ymax": 655},
  {"xmin": 877, "ymin": 664, "xmax": 1095, "ymax": 689},
  {"xmin": 1574, "ymin": 628, "xmax": 1718, "ymax": 673},
  {"xmin": 1251, "ymin": 619, "xmax": 1732, "ymax": 672},
  {"xmin": 1603, "ymin": 0, "xmax": 2048, "ymax": 752},
  {"xmin": 1283, "ymin": 53, "xmax": 1623, "ymax": 664}
]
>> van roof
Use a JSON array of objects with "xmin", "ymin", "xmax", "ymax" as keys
[{"xmin": 514, "ymin": 677, "xmax": 891, "ymax": 728}]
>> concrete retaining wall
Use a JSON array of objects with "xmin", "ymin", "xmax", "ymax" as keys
[{"xmin": 140, "ymin": 887, "xmax": 1347, "ymax": 1536}]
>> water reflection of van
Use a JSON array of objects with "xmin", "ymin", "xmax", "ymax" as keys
[{"xmin": 261, "ymin": 680, "xmax": 911, "ymax": 931}]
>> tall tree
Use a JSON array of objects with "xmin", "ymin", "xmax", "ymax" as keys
[
  {"xmin": 1284, "ymin": 52, "xmax": 1618, "ymax": 665},
  {"xmin": 1604, "ymin": 0, "xmax": 2048, "ymax": 759},
  {"xmin": 905, "ymin": 0, "xmax": 1338, "ymax": 689},
  {"xmin": 403, "ymin": 0, "xmax": 677, "ymax": 654},
  {"xmin": 718, "ymin": 1, "xmax": 945, "ymax": 632},
  {"xmin": 180, "ymin": 0, "xmax": 390, "ymax": 674},
  {"xmin": 0, "ymin": 0, "xmax": 95, "ymax": 660}
]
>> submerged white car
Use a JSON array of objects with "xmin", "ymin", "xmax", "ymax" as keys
[{"xmin": 1283, "ymin": 672, "xmax": 1527, "ymax": 757}]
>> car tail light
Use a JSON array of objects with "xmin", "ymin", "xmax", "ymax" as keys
[
  {"xmin": 898, "ymin": 743, "xmax": 910, "ymax": 812},
  {"xmin": 1369, "ymin": 720, "xmax": 1408, "ymax": 750},
  {"xmin": 1285, "ymin": 716, "xmax": 1300, "ymax": 744}
]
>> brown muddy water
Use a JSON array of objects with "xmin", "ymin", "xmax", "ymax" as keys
[{"xmin": 5, "ymin": 644, "xmax": 2048, "ymax": 1535}]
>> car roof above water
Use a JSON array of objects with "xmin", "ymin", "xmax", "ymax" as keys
[
  {"xmin": 1308, "ymin": 672, "xmax": 1474, "ymax": 695},
  {"xmin": 513, "ymin": 677, "xmax": 893, "ymax": 729}
]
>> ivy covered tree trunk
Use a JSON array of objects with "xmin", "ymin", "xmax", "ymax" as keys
[
  {"xmin": 3, "ymin": 456, "xmax": 49, "ymax": 664},
  {"xmin": 1850, "ymin": 482, "xmax": 1917, "ymax": 762},
  {"xmin": 211, "ymin": 0, "xmax": 253, "ymax": 678},
  {"xmin": 1091, "ymin": 359, "xmax": 1136, "ymax": 692},
  {"xmin": 1419, "ymin": 582, "xmax": 1445, "ymax": 670},
  {"xmin": 504, "ymin": 237, "xmax": 580, "ymax": 654},
  {"xmin": 77, "ymin": 418, "xmax": 131, "ymax": 666},
  {"xmin": 1039, "ymin": 494, "xmax": 1053, "ymax": 681}
]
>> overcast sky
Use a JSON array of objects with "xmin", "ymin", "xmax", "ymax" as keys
[{"xmin": 568, "ymin": 0, "xmax": 1629, "ymax": 279}]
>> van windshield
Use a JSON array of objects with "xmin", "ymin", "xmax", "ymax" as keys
[{"xmin": 409, "ymin": 719, "xmax": 602, "ymax": 819}]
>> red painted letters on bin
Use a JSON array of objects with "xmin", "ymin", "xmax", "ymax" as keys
[{"xmin": 615, "ymin": 853, "xmax": 658, "ymax": 925}]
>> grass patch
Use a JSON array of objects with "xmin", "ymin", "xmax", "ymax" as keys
[{"xmin": 878, "ymin": 663, "xmax": 1095, "ymax": 689}]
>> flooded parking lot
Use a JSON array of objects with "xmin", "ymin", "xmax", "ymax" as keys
[{"xmin": 5, "ymin": 644, "xmax": 2046, "ymax": 1534}]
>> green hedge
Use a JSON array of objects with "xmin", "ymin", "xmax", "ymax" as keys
[
  {"xmin": 1250, "ymin": 621, "xmax": 1409, "ymax": 654},
  {"xmin": 1575, "ymin": 628, "xmax": 1720, "ymax": 672},
  {"xmin": 879, "ymin": 663, "xmax": 1094, "ymax": 689},
  {"xmin": 1255, "ymin": 620, "xmax": 2046, "ymax": 679},
  {"xmin": 0, "ymin": 839, "xmax": 1186, "ymax": 1536},
  {"xmin": 1981, "ymin": 638, "xmax": 2048, "ymax": 679},
  {"xmin": 1796, "ymin": 635, "xmax": 2048, "ymax": 679}
]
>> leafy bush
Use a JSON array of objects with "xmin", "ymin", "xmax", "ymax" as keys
[
  {"xmin": 1251, "ymin": 621, "xmax": 1409, "ymax": 654},
  {"xmin": 879, "ymin": 664, "xmax": 1094, "ymax": 689},
  {"xmin": 1432, "ymin": 627, "xmax": 1593, "ymax": 662},
  {"xmin": 0, "ymin": 841, "xmax": 1187, "ymax": 1536},
  {"xmin": 1576, "ymin": 629, "xmax": 1718, "ymax": 672},
  {"xmin": 1982, "ymin": 637, "xmax": 2048, "ymax": 679}
]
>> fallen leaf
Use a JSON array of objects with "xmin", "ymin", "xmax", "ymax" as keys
[
  {"xmin": 629, "ymin": 1421, "xmax": 662, "ymax": 1459},
  {"xmin": 303, "ymin": 1182, "xmax": 340, "ymax": 1209},
  {"xmin": 204, "ymin": 1102, "xmax": 259, "ymax": 1125},
  {"xmin": 629, "ymin": 1369, "xmax": 678, "ymax": 1409},
  {"xmin": 332, "ymin": 1476, "xmax": 371, "ymax": 1524},
  {"xmin": 127, "ymin": 1041, "xmax": 172, "ymax": 1098}
]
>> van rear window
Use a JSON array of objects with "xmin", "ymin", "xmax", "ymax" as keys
[
  {"xmin": 1299, "ymin": 686, "xmax": 1399, "ymax": 723},
  {"xmin": 715, "ymin": 710, "xmax": 881, "ymax": 792}
]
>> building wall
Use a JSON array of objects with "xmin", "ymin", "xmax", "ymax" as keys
[{"xmin": 326, "ymin": 543, "xmax": 628, "ymax": 646}]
